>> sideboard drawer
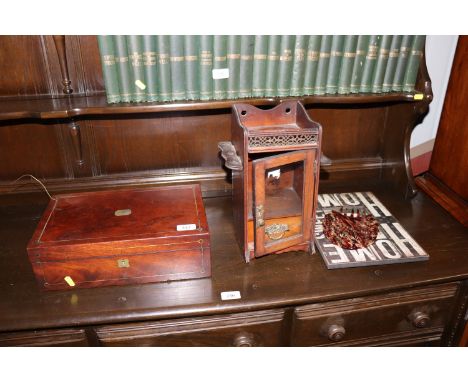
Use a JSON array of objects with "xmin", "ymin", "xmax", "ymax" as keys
[
  {"xmin": 291, "ymin": 283, "xmax": 459, "ymax": 346},
  {"xmin": 0, "ymin": 328, "xmax": 89, "ymax": 346},
  {"xmin": 96, "ymin": 309, "xmax": 286, "ymax": 346}
]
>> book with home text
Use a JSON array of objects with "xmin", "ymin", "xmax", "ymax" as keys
[{"xmin": 315, "ymin": 192, "xmax": 429, "ymax": 269}]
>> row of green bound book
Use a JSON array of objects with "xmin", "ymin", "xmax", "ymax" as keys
[{"xmin": 97, "ymin": 35, "xmax": 426, "ymax": 104}]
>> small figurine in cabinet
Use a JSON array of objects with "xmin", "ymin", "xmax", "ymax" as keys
[{"xmin": 219, "ymin": 101, "xmax": 322, "ymax": 262}]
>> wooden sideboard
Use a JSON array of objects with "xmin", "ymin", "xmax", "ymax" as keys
[
  {"xmin": 0, "ymin": 183, "xmax": 467, "ymax": 346},
  {"xmin": 0, "ymin": 35, "xmax": 467, "ymax": 346}
]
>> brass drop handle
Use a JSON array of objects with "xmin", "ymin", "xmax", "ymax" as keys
[
  {"xmin": 328, "ymin": 324, "xmax": 346, "ymax": 342},
  {"xmin": 233, "ymin": 332, "xmax": 256, "ymax": 347},
  {"xmin": 410, "ymin": 311, "xmax": 431, "ymax": 328},
  {"xmin": 265, "ymin": 223, "xmax": 289, "ymax": 240}
]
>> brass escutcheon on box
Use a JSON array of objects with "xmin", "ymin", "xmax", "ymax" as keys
[{"xmin": 117, "ymin": 259, "xmax": 130, "ymax": 268}]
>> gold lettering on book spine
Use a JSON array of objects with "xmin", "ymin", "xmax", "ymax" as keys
[
  {"xmin": 143, "ymin": 52, "xmax": 156, "ymax": 65},
  {"xmin": 170, "ymin": 56, "xmax": 185, "ymax": 62},
  {"xmin": 185, "ymin": 55, "xmax": 198, "ymax": 62},
  {"xmin": 366, "ymin": 45, "xmax": 378, "ymax": 59},
  {"xmin": 200, "ymin": 51, "xmax": 212, "ymax": 65},
  {"xmin": 130, "ymin": 52, "xmax": 143, "ymax": 66},
  {"xmin": 280, "ymin": 49, "xmax": 292, "ymax": 61},
  {"xmin": 307, "ymin": 51, "xmax": 319, "ymax": 60},
  {"xmin": 294, "ymin": 49, "xmax": 305, "ymax": 61},
  {"xmin": 343, "ymin": 52, "xmax": 356, "ymax": 58},
  {"xmin": 254, "ymin": 54, "xmax": 267, "ymax": 60},
  {"xmin": 103, "ymin": 55, "xmax": 115, "ymax": 65},
  {"xmin": 159, "ymin": 53, "xmax": 169, "ymax": 65},
  {"xmin": 319, "ymin": 53, "xmax": 330, "ymax": 58},
  {"xmin": 227, "ymin": 53, "xmax": 241, "ymax": 59}
]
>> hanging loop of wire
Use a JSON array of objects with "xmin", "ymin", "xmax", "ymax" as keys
[{"xmin": 12, "ymin": 174, "xmax": 57, "ymax": 201}]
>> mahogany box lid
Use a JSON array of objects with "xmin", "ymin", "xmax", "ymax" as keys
[{"xmin": 27, "ymin": 184, "xmax": 209, "ymax": 261}]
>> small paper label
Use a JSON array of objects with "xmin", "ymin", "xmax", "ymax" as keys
[
  {"xmin": 268, "ymin": 169, "xmax": 281, "ymax": 179},
  {"xmin": 64, "ymin": 276, "xmax": 75, "ymax": 287},
  {"xmin": 413, "ymin": 93, "xmax": 424, "ymax": 100},
  {"xmin": 135, "ymin": 80, "xmax": 147, "ymax": 90},
  {"xmin": 177, "ymin": 224, "xmax": 197, "ymax": 231},
  {"xmin": 212, "ymin": 68, "xmax": 229, "ymax": 79},
  {"xmin": 115, "ymin": 209, "xmax": 132, "ymax": 216},
  {"xmin": 221, "ymin": 291, "xmax": 241, "ymax": 300}
]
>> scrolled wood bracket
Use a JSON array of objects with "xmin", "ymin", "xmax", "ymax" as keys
[
  {"xmin": 218, "ymin": 141, "xmax": 243, "ymax": 171},
  {"xmin": 404, "ymin": 47, "xmax": 433, "ymax": 198},
  {"xmin": 69, "ymin": 119, "xmax": 84, "ymax": 166},
  {"xmin": 52, "ymin": 35, "xmax": 73, "ymax": 95}
]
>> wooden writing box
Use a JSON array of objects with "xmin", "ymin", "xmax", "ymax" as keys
[{"xmin": 27, "ymin": 184, "xmax": 211, "ymax": 290}]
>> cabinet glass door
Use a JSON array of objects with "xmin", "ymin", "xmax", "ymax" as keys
[{"xmin": 252, "ymin": 150, "xmax": 315, "ymax": 257}]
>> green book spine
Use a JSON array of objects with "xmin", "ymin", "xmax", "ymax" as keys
[
  {"xmin": 337, "ymin": 35, "xmax": 358, "ymax": 94},
  {"xmin": 350, "ymin": 35, "xmax": 370, "ymax": 93},
  {"xmin": 326, "ymin": 35, "xmax": 345, "ymax": 94},
  {"xmin": 252, "ymin": 35, "xmax": 269, "ymax": 97},
  {"xmin": 212, "ymin": 35, "xmax": 227, "ymax": 100},
  {"xmin": 169, "ymin": 35, "xmax": 186, "ymax": 101},
  {"xmin": 239, "ymin": 35, "xmax": 254, "ymax": 98},
  {"xmin": 226, "ymin": 35, "xmax": 241, "ymax": 99},
  {"xmin": 302, "ymin": 36, "xmax": 321, "ymax": 95},
  {"xmin": 360, "ymin": 35, "xmax": 381, "ymax": 93},
  {"xmin": 289, "ymin": 35, "xmax": 308, "ymax": 96},
  {"xmin": 97, "ymin": 35, "xmax": 121, "ymax": 103},
  {"xmin": 403, "ymin": 35, "xmax": 426, "ymax": 92},
  {"xmin": 156, "ymin": 35, "xmax": 172, "ymax": 102},
  {"xmin": 113, "ymin": 35, "xmax": 132, "ymax": 102},
  {"xmin": 314, "ymin": 35, "xmax": 332, "ymax": 95},
  {"xmin": 184, "ymin": 35, "xmax": 200, "ymax": 100},
  {"xmin": 127, "ymin": 35, "xmax": 146, "ymax": 102},
  {"xmin": 392, "ymin": 35, "xmax": 414, "ymax": 92},
  {"xmin": 265, "ymin": 35, "xmax": 281, "ymax": 97},
  {"xmin": 199, "ymin": 35, "xmax": 213, "ymax": 101},
  {"xmin": 382, "ymin": 35, "xmax": 402, "ymax": 92},
  {"xmin": 371, "ymin": 35, "xmax": 393, "ymax": 93},
  {"xmin": 141, "ymin": 35, "xmax": 158, "ymax": 102},
  {"xmin": 276, "ymin": 35, "xmax": 295, "ymax": 97}
]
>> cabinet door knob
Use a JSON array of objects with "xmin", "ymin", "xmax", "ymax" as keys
[
  {"xmin": 328, "ymin": 324, "xmax": 346, "ymax": 342},
  {"xmin": 233, "ymin": 332, "xmax": 256, "ymax": 347},
  {"xmin": 410, "ymin": 312, "xmax": 431, "ymax": 328}
]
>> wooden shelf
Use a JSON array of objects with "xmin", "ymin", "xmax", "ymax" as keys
[
  {"xmin": 0, "ymin": 181, "xmax": 467, "ymax": 333},
  {"xmin": 0, "ymin": 93, "xmax": 426, "ymax": 122}
]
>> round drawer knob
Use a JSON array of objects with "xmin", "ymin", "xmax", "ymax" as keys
[
  {"xmin": 328, "ymin": 324, "xmax": 346, "ymax": 342},
  {"xmin": 411, "ymin": 312, "xmax": 431, "ymax": 328},
  {"xmin": 233, "ymin": 332, "xmax": 256, "ymax": 347}
]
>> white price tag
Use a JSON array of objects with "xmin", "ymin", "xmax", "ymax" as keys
[
  {"xmin": 135, "ymin": 80, "xmax": 146, "ymax": 90},
  {"xmin": 220, "ymin": 291, "xmax": 241, "ymax": 300},
  {"xmin": 176, "ymin": 224, "xmax": 197, "ymax": 231},
  {"xmin": 212, "ymin": 68, "xmax": 230, "ymax": 79}
]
